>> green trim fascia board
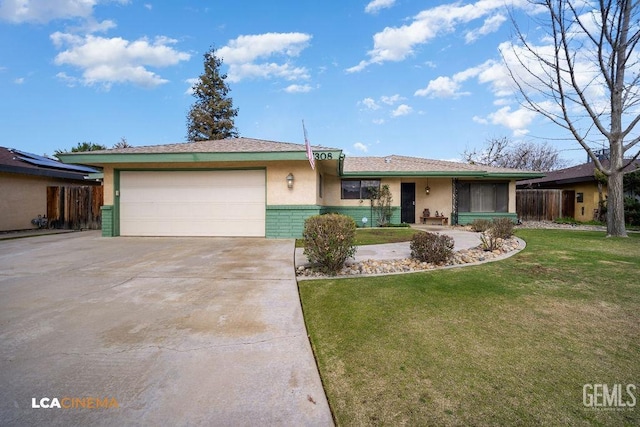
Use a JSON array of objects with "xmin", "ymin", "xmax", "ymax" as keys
[
  {"xmin": 59, "ymin": 150, "xmax": 343, "ymax": 165},
  {"xmin": 341, "ymin": 171, "xmax": 545, "ymax": 179},
  {"xmin": 266, "ymin": 204, "xmax": 322, "ymax": 210}
]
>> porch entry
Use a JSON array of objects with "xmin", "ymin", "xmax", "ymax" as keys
[{"xmin": 401, "ymin": 183, "xmax": 416, "ymax": 223}]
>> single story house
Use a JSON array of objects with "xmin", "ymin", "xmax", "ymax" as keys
[
  {"xmin": 517, "ymin": 158, "xmax": 640, "ymax": 221},
  {"xmin": 58, "ymin": 138, "xmax": 543, "ymax": 238},
  {"xmin": 0, "ymin": 147, "xmax": 100, "ymax": 232}
]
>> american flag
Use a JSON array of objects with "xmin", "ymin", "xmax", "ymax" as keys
[{"xmin": 303, "ymin": 120, "xmax": 315, "ymax": 170}]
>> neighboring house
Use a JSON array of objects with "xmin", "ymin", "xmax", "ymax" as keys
[
  {"xmin": 0, "ymin": 147, "xmax": 101, "ymax": 232},
  {"xmin": 517, "ymin": 159, "xmax": 640, "ymax": 221},
  {"xmin": 58, "ymin": 138, "xmax": 542, "ymax": 238}
]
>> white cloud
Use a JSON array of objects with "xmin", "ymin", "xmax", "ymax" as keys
[
  {"xmin": 485, "ymin": 106, "xmax": 537, "ymax": 134},
  {"xmin": 353, "ymin": 142, "xmax": 369, "ymax": 152},
  {"xmin": 380, "ymin": 94, "xmax": 404, "ymax": 105},
  {"xmin": 51, "ymin": 33, "xmax": 190, "ymax": 88},
  {"xmin": 365, "ymin": 0, "xmax": 396, "ymax": 14},
  {"xmin": 464, "ymin": 13, "xmax": 506, "ymax": 43},
  {"xmin": 56, "ymin": 71, "xmax": 78, "ymax": 87},
  {"xmin": 144, "ymin": 3, "xmax": 152, "ymax": 10},
  {"xmin": 218, "ymin": 32, "xmax": 312, "ymax": 83},
  {"xmin": 414, "ymin": 61, "xmax": 493, "ymax": 98},
  {"xmin": 348, "ymin": 0, "xmax": 540, "ymax": 72},
  {"xmin": 360, "ymin": 97, "xmax": 380, "ymax": 110},
  {"xmin": 372, "ymin": 118, "xmax": 385, "ymax": 125},
  {"xmin": 415, "ymin": 76, "xmax": 466, "ymax": 98},
  {"xmin": 0, "ymin": 0, "xmax": 129, "ymax": 24},
  {"xmin": 184, "ymin": 77, "xmax": 198, "ymax": 95},
  {"xmin": 391, "ymin": 104, "xmax": 412, "ymax": 117},
  {"xmin": 284, "ymin": 84, "xmax": 313, "ymax": 93},
  {"xmin": 14, "ymin": 77, "xmax": 24, "ymax": 84}
]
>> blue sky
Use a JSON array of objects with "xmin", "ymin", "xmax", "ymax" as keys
[{"xmin": 0, "ymin": 0, "xmax": 596, "ymax": 164}]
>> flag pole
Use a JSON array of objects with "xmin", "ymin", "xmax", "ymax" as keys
[{"xmin": 303, "ymin": 120, "xmax": 315, "ymax": 170}]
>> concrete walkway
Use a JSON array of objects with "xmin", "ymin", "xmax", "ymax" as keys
[
  {"xmin": 296, "ymin": 226, "xmax": 482, "ymax": 267},
  {"xmin": 0, "ymin": 232, "xmax": 332, "ymax": 426}
]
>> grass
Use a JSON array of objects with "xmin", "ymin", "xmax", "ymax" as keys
[
  {"xmin": 295, "ymin": 226, "xmax": 419, "ymax": 248},
  {"xmin": 299, "ymin": 230, "xmax": 640, "ymax": 426}
]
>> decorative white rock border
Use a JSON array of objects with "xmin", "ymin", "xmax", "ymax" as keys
[{"xmin": 296, "ymin": 237, "xmax": 526, "ymax": 280}]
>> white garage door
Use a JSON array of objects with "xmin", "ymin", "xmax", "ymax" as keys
[{"xmin": 119, "ymin": 170, "xmax": 265, "ymax": 237}]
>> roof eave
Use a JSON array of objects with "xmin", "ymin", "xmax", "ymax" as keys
[
  {"xmin": 341, "ymin": 171, "xmax": 545, "ymax": 178},
  {"xmin": 58, "ymin": 149, "xmax": 343, "ymax": 165}
]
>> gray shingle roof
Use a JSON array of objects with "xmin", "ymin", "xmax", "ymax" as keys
[
  {"xmin": 343, "ymin": 155, "xmax": 535, "ymax": 174},
  {"xmin": 518, "ymin": 159, "xmax": 640, "ymax": 187},
  {"xmin": 62, "ymin": 138, "xmax": 335, "ymax": 155}
]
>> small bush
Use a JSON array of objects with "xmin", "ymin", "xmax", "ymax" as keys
[
  {"xmin": 491, "ymin": 217, "xmax": 514, "ymax": 239},
  {"xmin": 410, "ymin": 232, "xmax": 454, "ymax": 264},
  {"xmin": 470, "ymin": 219, "xmax": 492, "ymax": 232},
  {"xmin": 303, "ymin": 214, "xmax": 357, "ymax": 275},
  {"xmin": 381, "ymin": 223, "xmax": 412, "ymax": 228},
  {"xmin": 480, "ymin": 232, "xmax": 500, "ymax": 251},
  {"xmin": 625, "ymin": 196, "xmax": 640, "ymax": 225}
]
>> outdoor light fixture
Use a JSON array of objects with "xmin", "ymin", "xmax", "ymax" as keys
[
  {"xmin": 425, "ymin": 179, "xmax": 430, "ymax": 195},
  {"xmin": 286, "ymin": 173, "xmax": 294, "ymax": 189}
]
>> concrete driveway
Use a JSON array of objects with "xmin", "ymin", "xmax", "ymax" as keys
[{"xmin": 0, "ymin": 231, "xmax": 332, "ymax": 426}]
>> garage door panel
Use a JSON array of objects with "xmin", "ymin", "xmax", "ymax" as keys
[{"xmin": 119, "ymin": 170, "xmax": 265, "ymax": 237}]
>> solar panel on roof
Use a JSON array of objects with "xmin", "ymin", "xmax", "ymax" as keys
[{"xmin": 12, "ymin": 149, "xmax": 98, "ymax": 173}]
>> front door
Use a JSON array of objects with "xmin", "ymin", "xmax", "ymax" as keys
[{"xmin": 401, "ymin": 183, "xmax": 416, "ymax": 223}]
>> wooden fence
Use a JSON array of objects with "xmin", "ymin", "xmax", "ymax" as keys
[
  {"xmin": 47, "ymin": 186, "xmax": 103, "ymax": 230},
  {"xmin": 516, "ymin": 189, "xmax": 563, "ymax": 221}
]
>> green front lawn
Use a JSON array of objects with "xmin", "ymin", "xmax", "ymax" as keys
[
  {"xmin": 299, "ymin": 230, "xmax": 640, "ymax": 426},
  {"xmin": 296, "ymin": 226, "xmax": 418, "ymax": 248}
]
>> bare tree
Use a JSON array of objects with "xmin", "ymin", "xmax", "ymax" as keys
[
  {"xmin": 463, "ymin": 137, "xmax": 568, "ymax": 171},
  {"xmin": 504, "ymin": 0, "xmax": 640, "ymax": 237},
  {"xmin": 113, "ymin": 137, "xmax": 132, "ymax": 149}
]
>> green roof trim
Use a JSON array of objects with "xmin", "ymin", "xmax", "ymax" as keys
[
  {"xmin": 58, "ymin": 150, "xmax": 343, "ymax": 165},
  {"xmin": 341, "ymin": 171, "xmax": 545, "ymax": 179}
]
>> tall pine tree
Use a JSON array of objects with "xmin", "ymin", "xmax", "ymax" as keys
[{"xmin": 186, "ymin": 47, "xmax": 239, "ymax": 141}]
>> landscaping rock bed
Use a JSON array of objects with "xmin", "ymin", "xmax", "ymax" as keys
[
  {"xmin": 297, "ymin": 236, "xmax": 523, "ymax": 278},
  {"xmin": 516, "ymin": 220, "xmax": 606, "ymax": 231}
]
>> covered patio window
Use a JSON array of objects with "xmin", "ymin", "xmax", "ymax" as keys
[{"xmin": 458, "ymin": 182, "xmax": 508, "ymax": 212}]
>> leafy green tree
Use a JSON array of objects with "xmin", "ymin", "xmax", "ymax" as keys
[
  {"xmin": 54, "ymin": 142, "xmax": 107, "ymax": 158},
  {"xmin": 186, "ymin": 47, "xmax": 239, "ymax": 141}
]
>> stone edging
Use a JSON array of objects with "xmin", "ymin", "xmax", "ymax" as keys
[{"xmin": 296, "ymin": 237, "xmax": 526, "ymax": 281}]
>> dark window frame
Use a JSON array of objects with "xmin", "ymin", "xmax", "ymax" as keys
[{"xmin": 341, "ymin": 179, "xmax": 381, "ymax": 199}]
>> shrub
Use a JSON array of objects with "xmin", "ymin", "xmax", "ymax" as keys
[
  {"xmin": 491, "ymin": 217, "xmax": 514, "ymax": 239},
  {"xmin": 470, "ymin": 219, "xmax": 492, "ymax": 232},
  {"xmin": 625, "ymin": 196, "xmax": 640, "ymax": 225},
  {"xmin": 480, "ymin": 232, "xmax": 500, "ymax": 251},
  {"xmin": 303, "ymin": 214, "xmax": 357, "ymax": 275},
  {"xmin": 410, "ymin": 232, "xmax": 454, "ymax": 264}
]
